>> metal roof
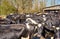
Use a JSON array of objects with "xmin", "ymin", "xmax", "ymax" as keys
[{"xmin": 44, "ymin": 5, "xmax": 60, "ymax": 10}]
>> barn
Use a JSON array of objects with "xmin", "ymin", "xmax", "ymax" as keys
[{"xmin": 43, "ymin": 5, "xmax": 60, "ymax": 13}]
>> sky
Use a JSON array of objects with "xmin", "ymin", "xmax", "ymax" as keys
[
  {"xmin": 55, "ymin": 0, "xmax": 60, "ymax": 5},
  {"xmin": 46, "ymin": 0, "xmax": 60, "ymax": 7}
]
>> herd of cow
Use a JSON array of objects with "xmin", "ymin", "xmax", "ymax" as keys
[{"xmin": 0, "ymin": 12, "xmax": 60, "ymax": 39}]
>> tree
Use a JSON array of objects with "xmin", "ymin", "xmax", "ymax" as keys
[
  {"xmin": 8, "ymin": 0, "xmax": 32, "ymax": 13},
  {"xmin": 34, "ymin": 0, "xmax": 39, "ymax": 12},
  {"xmin": 39, "ymin": 0, "xmax": 46, "ymax": 13},
  {"xmin": 0, "ymin": 0, "xmax": 16, "ymax": 15},
  {"xmin": 51, "ymin": 0, "xmax": 55, "ymax": 6},
  {"xmin": 23, "ymin": 0, "xmax": 32, "ymax": 13}
]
